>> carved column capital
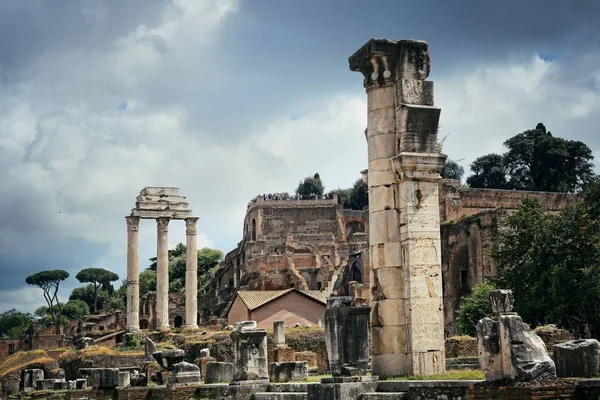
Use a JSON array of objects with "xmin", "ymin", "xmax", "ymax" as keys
[
  {"xmin": 349, "ymin": 38, "xmax": 431, "ymax": 89},
  {"xmin": 126, "ymin": 216, "xmax": 140, "ymax": 231},
  {"xmin": 185, "ymin": 217, "xmax": 199, "ymax": 235},
  {"xmin": 156, "ymin": 217, "xmax": 170, "ymax": 232}
]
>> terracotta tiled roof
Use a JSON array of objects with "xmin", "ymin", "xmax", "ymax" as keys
[{"xmin": 236, "ymin": 289, "xmax": 326, "ymax": 311}]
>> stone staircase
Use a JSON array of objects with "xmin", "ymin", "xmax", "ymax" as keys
[
  {"xmin": 446, "ymin": 357, "xmax": 480, "ymax": 370},
  {"xmin": 252, "ymin": 382, "xmax": 312, "ymax": 400}
]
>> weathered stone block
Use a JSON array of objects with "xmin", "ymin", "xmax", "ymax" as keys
[
  {"xmin": 273, "ymin": 320, "xmax": 286, "ymax": 347},
  {"xmin": 75, "ymin": 378, "xmax": 87, "ymax": 389},
  {"xmin": 396, "ymin": 78, "xmax": 434, "ymax": 106},
  {"xmin": 23, "ymin": 369, "xmax": 44, "ymax": 390},
  {"xmin": 372, "ymin": 325, "xmax": 406, "ymax": 355},
  {"xmin": 117, "ymin": 371, "xmax": 130, "ymax": 388},
  {"xmin": 204, "ymin": 362, "xmax": 234, "ymax": 384},
  {"xmin": 52, "ymin": 380, "xmax": 67, "ymax": 390},
  {"xmin": 367, "ymin": 84, "xmax": 395, "ymax": 112},
  {"xmin": 269, "ymin": 361, "xmax": 308, "ymax": 383},
  {"xmin": 153, "ymin": 348, "xmax": 185, "ymax": 370},
  {"xmin": 553, "ymin": 339, "xmax": 600, "ymax": 378},
  {"xmin": 194, "ymin": 356, "xmax": 216, "ymax": 379},
  {"xmin": 231, "ymin": 322, "xmax": 269, "ymax": 381},
  {"xmin": 294, "ymin": 351, "xmax": 317, "ymax": 368},
  {"xmin": 374, "ymin": 299, "xmax": 405, "ymax": 326},
  {"xmin": 395, "ymin": 105, "xmax": 441, "ymax": 153},
  {"xmin": 367, "ymin": 131, "xmax": 396, "ymax": 162},
  {"xmin": 269, "ymin": 346, "xmax": 295, "ymax": 363},
  {"xmin": 371, "ymin": 267, "xmax": 405, "ymax": 300},
  {"xmin": 167, "ymin": 361, "xmax": 201, "ymax": 385}
]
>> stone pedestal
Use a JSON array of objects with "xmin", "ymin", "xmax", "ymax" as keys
[
  {"xmin": 126, "ymin": 216, "xmax": 140, "ymax": 331},
  {"xmin": 156, "ymin": 217, "xmax": 170, "ymax": 330},
  {"xmin": 81, "ymin": 368, "xmax": 120, "ymax": 389},
  {"xmin": 231, "ymin": 321, "xmax": 269, "ymax": 381},
  {"xmin": 349, "ymin": 38, "xmax": 446, "ymax": 377},
  {"xmin": 194, "ymin": 356, "xmax": 216, "ymax": 379},
  {"xmin": 325, "ymin": 296, "xmax": 370, "ymax": 376},
  {"xmin": 184, "ymin": 217, "xmax": 199, "ymax": 329},
  {"xmin": 167, "ymin": 361, "xmax": 201, "ymax": 385},
  {"xmin": 553, "ymin": 339, "xmax": 600, "ymax": 378},
  {"xmin": 153, "ymin": 348, "xmax": 185, "ymax": 370}
]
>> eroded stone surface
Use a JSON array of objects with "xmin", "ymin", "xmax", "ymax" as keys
[
  {"xmin": 231, "ymin": 323, "xmax": 269, "ymax": 381},
  {"xmin": 553, "ymin": 339, "xmax": 600, "ymax": 378},
  {"xmin": 204, "ymin": 362, "xmax": 235, "ymax": 384},
  {"xmin": 167, "ymin": 361, "xmax": 201, "ymax": 385},
  {"xmin": 153, "ymin": 349, "xmax": 186, "ymax": 370}
]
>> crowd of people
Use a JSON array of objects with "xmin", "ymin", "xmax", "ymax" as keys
[{"xmin": 247, "ymin": 192, "xmax": 336, "ymax": 207}]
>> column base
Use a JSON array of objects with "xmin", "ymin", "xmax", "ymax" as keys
[
  {"xmin": 183, "ymin": 324, "xmax": 199, "ymax": 330},
  {"xmin": 158, "ymin": 325, "xmax": 171, "ymax": 332},
  {"xmin": 126, "ymin": 326, "xmax": 142, "ymax": 334}
]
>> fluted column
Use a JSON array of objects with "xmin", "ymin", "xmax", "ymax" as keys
[
  {"xmin": 184, "ymin": 217, "xmax": 199, "ymax": 329},
  {"xmin": 156, "ymin": 217, "xmax": 170, "ymax": 330},
  {"xmin": 126, "ymin": 216, "xmax": 140, "ymax": 332}
]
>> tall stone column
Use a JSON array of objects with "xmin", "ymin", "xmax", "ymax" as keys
[
  {"xmin": 156, "ymin": 217, "xmax": 170, "ymax": 330},
  {"xmin": 349, "ymin": 39, "xmax": 446, "ymax": 377},
  {"xmin": 126, "ymin": 216, "xmax": 140, "ymax": 332},
  {"xmin": 184, "ymin": 217, "xmax": 199, "ymax": 329}
]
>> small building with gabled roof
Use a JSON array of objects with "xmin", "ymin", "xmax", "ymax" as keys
[{"xmin": 226, "ymin": 289, "xmax": 326, "ymax": 329}]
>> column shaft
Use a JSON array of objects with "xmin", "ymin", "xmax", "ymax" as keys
[
  {"xmin": 156, "ymin": 217, "xmax": 170, "ymax": 330},
  {"xmin": 184, "ymin": 217, "xmax": 199, "ymax": 329},
  {"xmin": 126, "ymin": 217, "xmax": 140, "ymax": 331}
]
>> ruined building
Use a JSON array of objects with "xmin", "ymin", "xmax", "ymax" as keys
[
  {"xmin": 215, "ymin": 194, "xmax": 369, "ymax": 312},
  {"xmin": 216, "ymin": 179, "xmax": 579, "ymax": 337}
]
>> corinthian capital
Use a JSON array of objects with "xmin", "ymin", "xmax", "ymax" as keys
[
  {"xmin": 349, "ymin": 39, "xmax": 431, "ymax": 89},
  {"xmin": 156, "ymin": 217, "xmax": 170, "ymax": 232},
  {"xmin": 126, "ymin": 216, "xmax": 140, "ymax": 231},
  {"xmin": 185, "ymin": 217, "xmax": 199, "ymax": 235}
]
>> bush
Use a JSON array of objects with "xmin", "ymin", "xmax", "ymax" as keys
[{"xmin": 456, "ymin": 282, "xmax": 495, "ymax": 337}]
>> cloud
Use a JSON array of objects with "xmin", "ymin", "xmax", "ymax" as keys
[{"xmin": 436, "ymin": 53, "xmax": 600, "ymax": 174}]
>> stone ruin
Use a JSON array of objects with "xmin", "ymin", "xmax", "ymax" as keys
[
  {"xmin": 476, "ymin": 289, "xmax": 556, "ymax": 381},
  {"xmin": 230, "ymin": 321, "xmax": 269, "ymax": 382}
]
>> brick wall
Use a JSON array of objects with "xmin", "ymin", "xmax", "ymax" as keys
[{"xmin": 467, "ymin": 382, "xmax": 577, "ymax": 400}]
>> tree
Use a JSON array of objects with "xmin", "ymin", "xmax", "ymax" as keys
[
  {"xmin": 0, "ymin": 309, "xmax": 33, "ymax": 338},
  {"xmin": 139, "ymin": 270, "xmax": 157, "ymax": 296},
  {"xmin": 492, "ymin": 187, "xmax": 600, "ymax": 337},
  {"xmin": 296, "ymin": 173, "xmax": 325, "ymax": 198},
  {"xmin": 327, "ymin": 178, "xmax": 369, "ymax": 211},
  {"xmin": 69, "ymin": 284, "xmax": 110, "ymax": 313},
  {"xmin": 442, "ymin": 160, "xmax": 465, "ymax": 182},
  {"xmin": 25, "ymin": 270, "xmax": 69, "ymax": 325},
  {"xmin": 75, "ymin": 268, "xmax": 119, "ymax": 313},
  {"xmin": 503, "ymin": 123, "xmax": 595, "ymax": 192},
  {"xmin": 466, "ymin": 154, "xmax": 509, "ymax": 189},
  {"xmin": 198, "ymin": 247, "xmax": 224, "ymax": 276},
  {"xmin": 466, "ymin": 123, "xmax": 595, "ymax": 192},
  {"xmin": 456, "ymin": 282, "xmax": 496, "ymax": 337},
  {"xmin": 61, "ymin": 300, "xmax": 90, "ymax": 320}
]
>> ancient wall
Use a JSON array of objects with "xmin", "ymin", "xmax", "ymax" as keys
[
  {"xmin": 0, "ymin": 339, "xmax": 19, "ymax": 358},
  {"xmin": 439, "ymin": 180, "xmax": 581, "ymax": 222}
]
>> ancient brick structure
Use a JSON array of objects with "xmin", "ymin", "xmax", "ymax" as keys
[
  {"xmin": 214, "ymin": 195, "xmax": 369, "ymax": 313},
  {"xmin": 440, "ymin": 180, "xmax": 580, "ymax": 336}
]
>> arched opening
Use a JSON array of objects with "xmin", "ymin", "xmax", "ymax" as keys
[
  {"xmin": 139, "ymin": 319, "xmax": 149, "ymax": 330},
  {"xmin": 174, "ymin": 315, "xmax": 183, "ymax": 328},
  {"xmin": 351, "ymin": 260, "xmax": 362, "ymax": 283},
  {"xmin": 251, "ymin": 219, "xmax": 257, "ymax": 241},
  {"xmin": 346, "ymin": 221, "xmax": 365, "ymax": 242}
]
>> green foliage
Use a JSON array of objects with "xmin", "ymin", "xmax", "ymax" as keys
[
  {"xmin": 466, "ymin": 123, "xmax": 595, "ymax": 192},
  {"xmin": 493, "ymin": 186, "xmax": 600, "ymax": 337},
  {"xmin": 466, "ymin": 153, "xmax": 509, "ymax": 189},
  {"xmin": 456, "ymin": 283, "xmax": 496, "ymax": 337},
  {"xmin": 75, "ymin": 268, "xmax": 119, "ymax": 313},
  {"xmin": 106, "ymin": 295, "xmax": 125, "ymax": 310},
  {"xmin": 198, "ymin": 247, "xmax": 224, "ymax": 276},
  {"xmin": 25, "ymin": 269, "xmax": 69, "ymax": 324},
  {"xmin": 61, "ymin": 300, "xmax": 90, "ymax": 320},
  {"xmin": 139, "ymin": 270, "xmax": 157, "ymax": 295},
  {"xmin": 69, "ymin": 284, "xmax": 110, "ymax": 313},
  {"xmin": 296, "ymin": 173, "xmax": 325, "ymax": 198},
  {"xmin": 0, "ymin": 309, "xmax": 33, "ymax": 338},
  {"xmin": 441, "ymin": 160, "xmax": 465, "ymax": 182},
  {"xmin": 328, "ymin": 178, "xmax": 369, "ymax": 210}
]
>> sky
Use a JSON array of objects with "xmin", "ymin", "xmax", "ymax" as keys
[{"xmin": 1, "ymin": 0, "xmax": 600, "ymax": 313}]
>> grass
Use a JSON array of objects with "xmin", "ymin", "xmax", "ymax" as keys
[
  {"xmin": 383, "ymin": 369, "xmax": 484, "ymax": 381},
  {"xmin": 0, "ymin": 350, "xmax": 54, "ymax": 376},
  {"xmin": 305, "ymin": 374, "xmax": 331, "ymax": 382}
]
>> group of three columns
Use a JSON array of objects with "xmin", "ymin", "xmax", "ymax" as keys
[{"xmin": 125, "ymin": 216, "xmax": 199, "ymax": 331}]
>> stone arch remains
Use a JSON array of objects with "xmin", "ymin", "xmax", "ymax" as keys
[{"xmin": 345, "ymin": 220, "xmax": 365, "ymax": 241}]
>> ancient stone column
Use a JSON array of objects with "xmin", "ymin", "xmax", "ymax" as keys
[
  {"xmin": 156, "ymin": 217, "xmax": 170, "ymax": 330},
  {"xmin": 184, "ymin": 217, "xmax": 199, "ymax": 329},
  {"xmin": 126, "ymin": 216, "xmax": 140, "ymax": 332},
  {"xmin": 349, "ymin": 38, "xmax": 446, "ymax": 377}
]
